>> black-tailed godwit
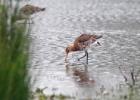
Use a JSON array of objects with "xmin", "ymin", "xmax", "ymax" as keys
[
  {"xmin": 65, "ymin": 34, "xmax": 102, "ymax": 64},
  {"xmin": 20, "ymin": 4, "xmax": 45, "ymax": 16}
]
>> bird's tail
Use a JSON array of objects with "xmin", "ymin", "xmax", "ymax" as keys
[
  {"xmin": 95, "ymin": 35, "xmax": 102, "ymax": 39},
  {"xmin": 40, "ymin": 8, "xmax": 45, "ymax": 11}
]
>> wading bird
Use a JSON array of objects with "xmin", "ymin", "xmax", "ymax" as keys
[
  {"xmin": 65, "ymin": 34, "xmax": 102, "ymax": 64},
  {"xmin": 17, "ymin": 4, "xmax": 45, "ymax": 23},
  {"xmin": 17, "ymin": 4, "xmax": 45, "ymax": 20},
  {"xmin": 20, "ymin": 4, "xmax": 45, "ymax": 16}
]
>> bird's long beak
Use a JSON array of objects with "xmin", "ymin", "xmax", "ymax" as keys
[
  {"xmin": 85, "ymin": 50, "xmax": 88, "ymax": 64},
  {"xmin": 65, "ymin": 53, "xmax": 68, "ymax": 63},
  {"xmin": 95, "ymin": 35, "xmax": 102, "ymax": 39}
]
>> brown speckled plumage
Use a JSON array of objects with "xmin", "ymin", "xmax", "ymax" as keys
[{"xmin": 65, "ymin": 34, "xmax": 102, "ymax": 64}]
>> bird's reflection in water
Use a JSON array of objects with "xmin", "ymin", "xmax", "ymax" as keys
[{"xmin": 65, "ymin": 63, "xmax": 95, "ymax": 85}]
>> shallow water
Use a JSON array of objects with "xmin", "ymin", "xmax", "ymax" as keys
[{"xmin": 24, "ymin": 0, "xmax": 140, "ymax": 99}]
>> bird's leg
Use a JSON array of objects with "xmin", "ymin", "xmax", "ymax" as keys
[
  {"xmin": 85, "ymin": 50, "xmax": 88, "ymax": 64},
  {"xmin": 97, "ymin": 41, "xmax": 101, "ymax": 46},
  {"xmin": 78, "ymin": 50, "xmax": 87, "ymax": 61}
]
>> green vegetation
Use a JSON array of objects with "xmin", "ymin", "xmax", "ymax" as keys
[
  {"xmin": 31, "ymin": 88, "xmax": 74, "ymax": 100},
  {"xmin": 0, "ymin": 1, "xmax": 30, "ymax": 100}
]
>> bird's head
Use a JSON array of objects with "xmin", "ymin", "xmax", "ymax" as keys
[
  {"xmin": 65, "ymin": 46, "xmax": 70, "ymax": 55},
  {"xmin": 65, "ymin": 43, "xmax": 74, "ymax": 54},
  {"xmin": 65, "ymin": 44, "xmax": 74, "ymax": 62}
]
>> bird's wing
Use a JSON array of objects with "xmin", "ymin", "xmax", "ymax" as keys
[{"xmin": 74, "ymin": 34, "xmax": 91, "ymax": 44}]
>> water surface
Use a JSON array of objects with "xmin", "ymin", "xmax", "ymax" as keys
[{"xmin": 24, "ymin": 0, "xmax": 140, "ymax": 99}]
